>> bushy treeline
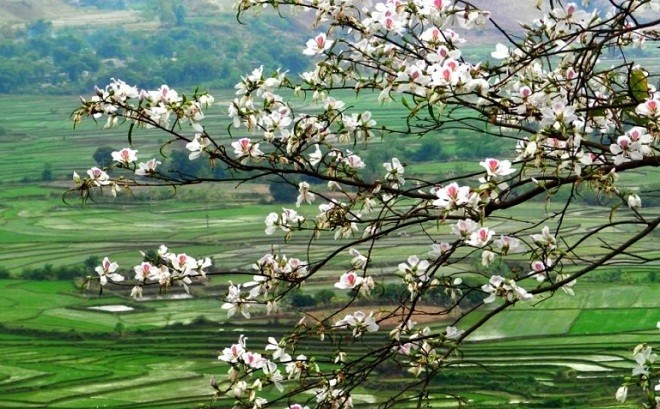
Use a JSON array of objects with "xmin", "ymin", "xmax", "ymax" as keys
[
  {"xmin": 77, "ymin": 0, "xmax": 127, "ymax": 9},
  {"xmin": 2, "ymin": 256, "xmax": 101, "ymax": 280},
  {"xmin": 583, "ymin": 268, "xmax": 660, "ymax": 284},
  {"xmin": 0, "ymin": 15, "xmax": 307, "ymax": 94},
  {"xmin": 285, "ymin": 280, "xmax": 485, "ymax": 310}
]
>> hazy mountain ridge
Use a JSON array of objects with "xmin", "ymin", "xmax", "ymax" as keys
[
  {"xmin": 470, "ymin": 0, "xmax": 615, "ymax": 35},
  {"xmin": 0, "ymin": 0, "xmax": 614, "ymax": 29},
  {"xmin": 0, "ymin": 0, "xmax": 637, "ymax": 94},
  {"xmin": 0, "ymin": 1, "xmax": 309, "ymax": 94}
]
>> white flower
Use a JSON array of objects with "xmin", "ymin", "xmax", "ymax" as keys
[
  {"xmin": 429, "ymin": 242, "xmax": 451, "ymax": 258},
  {"xmin": 398, "ymin": 255, "xmax": 430, "ymax": 283},
  {"xmin": 219, "ymin": 336, "xmax": 246, "ymax": 363},
  {"xmin": 87, "ymin": 167, "xmax": 110, "ymax": 186},
  {"xmin": 479, "ymin": 158, "xmax": 515, "ymax": 179},
  {"xmin": 451, "ymin": 219, "xmax": 479, "ymax": 239},
  {"xmin": 130, "ymin": 286, "xmax": 142, "ymax": 299},
  {"xmin": 231, "ymin": 380, "xmax": 248, "ymax": 398},
  {"xmin": 531, "ymin": 226, "xmax": 556, "ymax": 250},
  {"xmin": 282, "ymin": 208, "xmax": 304, "ymax": 226},
  {"xmin": 95, "ymin": 257, "xmax": 124, "ymax": 286},
  {"xmin": 285, "ymin": 354, "xmax": 309, "ymax": 380},
  {"xmin": 530, "ymin": 259, "xmax": 553, "ymax": 282},
  {"xmin": 615, "ymin": 385, "xmax": 627, "ymax": 402},
  {"xmin": 186, "ymin": 133, "xmax": 211, "ymax": 160},
  {"xmin": 263, "ymin": 360, "xmax": 284, "ymax": 392},
  {"xmin": 433, "ymin": 182, "xmax": 471, "ymax": 210},
  {"xmin": 632, "ymin": 344, "xmax": 656, "ymax": 376},
  {"xmin": 466, "ymin": 227, "xmax": 495, "ymax": 247},
  {"xmin": 384, "ymin": 158, "xmax": 405, "ymax": 186},
  {"xmin": 170, "ymin": 253, "xmax": 196, "ymax": 272},
  {"xmin": 106, "ymin": 78, "xmax": 139, "ymax": 101},
  {"xmin": 265, "ymin": 337, "xmax": 292, "ymax": 362},
  {"xmin": 482, "ymin": 275, "xmax": 532, "ymax": 303},
  {"xmin": 222, "ymin": 283, "xmax": 255, "ymax": 319},
  {"xmin": 144, "ymin": 106, "xmax": 170, "ymax": 127},
  {"xmin": 610, "ymin": 135, "xmax": 644, "ymax": 165},
  {"xmin": 198, "ymin": 93, "xmax": 214, "ymax": 107},
  {"xmin": 540, "ymin": 101, "xmax": 577, "ymax": 130},
  {"xmin": 133, "ymin": 262, "xmax": 154, "ymax": 282},
  {"xmin": 335, "ymin": 271, "xmax": 364, "ymax": 290},
  {"xmin": 303, "ymin": 33, "xmax": 333, "ymax": 56},
  {"xmin": 134, "ymin": 158, "xmax": 161, "ymax": 176},
  {"xmin": 146, "ymin": 84, "xmax": 181, "ymax": 104},
  {"xmin": 445, "ymin": 326, "xmax": 465, "ymax": 340},
  {"xmin": 231, "ymin": 137, "xmax": 263, "ymax": 163},
  {"xmin": 242, "ymin": 351, "xmax": 266, "ymax": 369},
  {"xmin": 636, "ymin": 98, "xmax": 659, "ymax": 118},
  {"xmin": 342, "ymin": 153, "xmax": 366, "ymax": 169},
  {"xmin": 494, "ymin": 235, "xmax": 522, "ymax": 254},
  {"xmin": 111, "ymin": 148, "xmax": 138, "ymax": 165},
  {"xmin": 491, "ymin": 43, "xmax": 509, "ymax": 59},
  {"xmin": 265, "ymin": 212, "xmax": 279, "ymax": 235},
  {"xmin": 296, "ymin": 181, "xmax": 316, "ymax": 207},
  {"xmin": 309, "ymin": 144, "xmax": 323, "ymax": 165},
  {"xmin": 481, "ymin": 250, "xmax": 495, "ymax": 266},
  {"xmin": 627, "ymin": 194, "xmax": 641, "ymax": 209},
  {"xmin": 146, "ymin": 265, "xmax": 170, "ymax": 285},
  {"xmin": 349, "ymin": 248, "xmax": 368, "ymax": 269},
  {"xmin": 335, "ymin": 311, "xmax": 379, "ymax": 337}
]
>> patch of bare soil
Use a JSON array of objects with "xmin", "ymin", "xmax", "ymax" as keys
[
  {"xmin": 0, "ymin": 1, "xmax": 154, "ymax": 29},
  {"xmin": 304, "ymin": 304, "xmax": 462, "ymax": 329},
  {"xmin": 0, "ymin": 0, "xmax": 77, "ymax": 25},
  {"xmin": 50, "ymin": 10, "xmax": 149, "ymax": 28}
]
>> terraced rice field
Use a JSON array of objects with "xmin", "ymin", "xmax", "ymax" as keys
[
  {"xmin": 0, "ymin": 279, "xmax": 657, "ymax": 408},
  {"xmin": 0, "ymin": 92, "xmax": 658, "ymax": 407}
]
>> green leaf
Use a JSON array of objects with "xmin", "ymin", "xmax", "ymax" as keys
[
  {"xmin": 630, "ymin": 68, "xmax": 649, "ymax": 102},
  {"xmin": 127, "ymin": 122, "xmax": 135, "ymax": 147}
]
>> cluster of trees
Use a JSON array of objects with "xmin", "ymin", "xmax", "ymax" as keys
[
  {"xmin": 76, "ymin": 0, "xmax": 127, "ymax": 9},
  {"xmin": 0, "ymin": 14, "xmax": 306, "ymax": 94},
  {"xmin": 4, "ymin": 256, "xmax": 100, "ymax": 281},
  {"xmin": 583, "ymin": 268, "xmax": 660, "ymax": 284}
]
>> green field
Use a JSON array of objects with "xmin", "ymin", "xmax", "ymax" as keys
[
  {"xmin": 0, "ymin": 279, "xmax": 658, "ymax": 408},
  {"xmin": 0, "ymin": 92, "xmax": 658, "ymax": 408}
]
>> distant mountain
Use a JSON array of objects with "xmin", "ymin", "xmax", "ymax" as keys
[
  {"xmin": 0, "ymin": 0, "xmax": 631, "ymax": 95},
  {"xmin": 0, "ymin": 0, "xmax": 617, "ymax": 30},
  {"xmin": 473, "ymin": 0, "xmax": 544, "ymax": 31}
]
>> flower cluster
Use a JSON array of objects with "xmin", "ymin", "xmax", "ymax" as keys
[
  {"xmin": 335, "ymin": 311, "xmax": 379, "ymax": 338},
  {"xmin": 74, "ymin": 79, "xmax": 213, "ymax": 129},
  {"xmin": 616, "ymin": 343, "xmax": 659, "ymax": 407},
  {"xmin": 264, "ymin": 208, "xmax": 305, "ymax": 236},
  {"xmin": 481, "ymin": 275, "xmax": 533, "ymax": 304},
  {"xmin": 90, "ymin": 245, "xmax": 211, "ymax": 299},
  {"xmin": 392, "ymin": 323, "xmax": 465, "ymax": 377}
]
